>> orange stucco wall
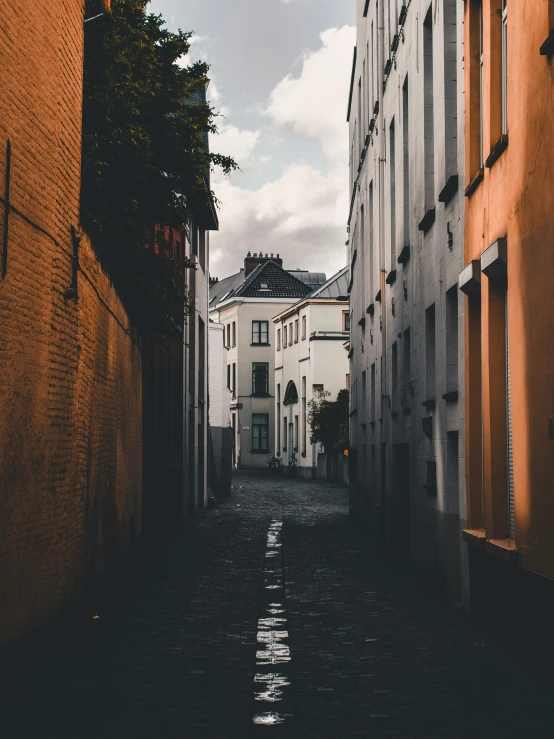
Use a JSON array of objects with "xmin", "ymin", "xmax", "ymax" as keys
[{"xmin": 464, "ymin": 1, "xmax": 554, "ymax": 577}]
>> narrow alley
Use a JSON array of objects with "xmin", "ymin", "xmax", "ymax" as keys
[{"xmin": 2, "ymin": 473, "xmax": 551, "ymax": 739}]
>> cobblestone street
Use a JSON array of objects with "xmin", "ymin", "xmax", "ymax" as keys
[{"xmin": 2, "ymin": 472, "xmax": 552, "ymax": 739}]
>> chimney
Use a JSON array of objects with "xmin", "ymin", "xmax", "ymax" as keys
[{"xmin": 243, "ymin": 250, "xmax": 283, "ymax": 277}]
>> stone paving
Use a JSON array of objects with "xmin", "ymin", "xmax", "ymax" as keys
[{"xmin": 1, "ymin": 472, "xmax": 553, "ymax": 738}]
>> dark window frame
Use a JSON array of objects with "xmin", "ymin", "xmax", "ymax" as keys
[
  {"xmin": 252, "ymin": 413, "xmax": 270, "ymax": 452},
  {"xmin": 252, "ymin": 320, "xmax": 269, "ymax": 345},
  {"xmin": 252, "ymin": 362, "xmax": 269, "ymax": 396}
]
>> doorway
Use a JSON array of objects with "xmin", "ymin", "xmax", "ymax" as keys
[{"xmin": 392, "ymin": 443, "xmax": 411, "ymax": 557}]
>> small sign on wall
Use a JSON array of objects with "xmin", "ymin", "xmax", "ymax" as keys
[{"xmin": 242, "ymin": 426, "xmax": 250, "ymax": 431}]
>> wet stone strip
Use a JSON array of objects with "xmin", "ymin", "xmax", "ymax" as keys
[{"xmin": 252, "ymin": 520, "xmax": 295, "ymax": 735}]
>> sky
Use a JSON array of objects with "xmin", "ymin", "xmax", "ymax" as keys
[{"xmin": 148, "ymin": 0, "xmax": 355, "ymax": 280}]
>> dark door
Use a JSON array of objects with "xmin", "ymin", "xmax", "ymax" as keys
[{"xmin": 392, "ymin": 443, "xmax": 410, "ymax": 557}]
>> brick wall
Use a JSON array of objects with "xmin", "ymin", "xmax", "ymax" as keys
[{"xmin": 0, "ymin": 1, "xmax": 143, "ymax": 645}]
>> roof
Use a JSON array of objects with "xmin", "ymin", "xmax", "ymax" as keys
[
  {"xmin": 209, "ymin": 270, "xmax": 244, "ymax": 308},
  {"xmin": 271, "ymin": 266, "xmax": 350, "ymax": 323},
  {"xmin": 287, "ymin": 270, "xmax": 327, "ymax": 290},
  {"xmin": 235, "ymin": 260, "xmax": 313, "ymax": 299},
  {"xmin": 308, "ymin": 266, "xmax": 349, "ymax": 298}
]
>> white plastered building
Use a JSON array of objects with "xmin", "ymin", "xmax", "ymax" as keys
[{"xmin": 273, "ymin": 268, "xmax": 350, "ymax": 478}]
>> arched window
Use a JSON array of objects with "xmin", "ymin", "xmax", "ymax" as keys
[{"xmin": 283, "ymin": 381, "xmax": 299, "ymax": 405}]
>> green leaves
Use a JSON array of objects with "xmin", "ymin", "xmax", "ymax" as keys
[
  {"xmin": 307, "ymin": 389, "xmax": 350, "ymax": 453},
  {"xmin": 82, "ymin": 0, "xmax": 237, "ymax": 339}
]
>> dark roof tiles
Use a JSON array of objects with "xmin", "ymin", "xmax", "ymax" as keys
[{"xmin": 235, "ymin": 260, "xmax": 312, "ymax": 299}]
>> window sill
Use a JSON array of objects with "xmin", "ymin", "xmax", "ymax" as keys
[
  {"xmin": 443, "ymin": 390, "xmax": 459, "ymax": 403},
  {"xmin": 540, "ymin": 30, "xmax": 554, "ymax": 56},
  {"xmin": 485, "ymin": 135, "xmax": 508, "ymax": 169},
  {"xmin": 294, "ymin": 340, "xmax": 298, "ymax": 344},
  {"xmin": 422, "ymin": 397, "xmax": 436, "ymax": 410},
  {"xmin": 464, "ymin": 168, "xmax": 484, "ymax": 198},
  {"xmin": 462, "ymin": 528, "xmax": 487, "ymax": 547},
  {"xmin": 397, "ymin": 243, "xmax": 410, "ymax": 265},
  {"xmin": 438, "ymin": 174, "xmax": 459, "ymax": 205},
  {"xmin": 418, "ymin": 207, "xmax": 436, "ymax": 233},
  {"xmin": 251, "ymin": 343, "xmax": 270, "ymax": 347},
  {"xmin": 251, "ymin": 393, "xmax": 270, "ymax": 398},
  {"xmin": 250, "ymin": 449, "xmax": 270, "ymax": 454},
  {"xmin": 485, "ymin": 538, "xmax": 519, "ymax": 562},
  {"xmin": 385, "ymin": 269, "xmax": 396, "ymax": 285}
]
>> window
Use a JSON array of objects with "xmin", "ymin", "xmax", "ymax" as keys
[
  {"xmin": 346, "ymin": 374, "xmax": 350, "ymax": 391},
  {"xmin": 302, "ymin": 315, "xmax": 307, "ymax": 340},
  {"xmin": 199, "ymin": 229, "xmax": 206, "ymax": 272},
  {"xmin": 289, "ymin": 322, "xmax": 293, "ymax": 343},
  {"xmin": 252, "ymin": 414, "xmax": 269, "ymax": 452},
  {"xmin": 313, "ymin": 384, "xmax": 324, "ymax": 398},
  {"xmin": 294, "ymin": 415, "xmax": 299, "ymax": 451},
  {"xmin": 252, "ymin": 320, "xmax": 268, "ymax": 345},
  {"xmin": 232, "ymin": 321, "xmax": 236, "ymax": 347},
  {"xmin": 370, "ymin": 363, "xmax": 376, "ymax": 422},
  {"xmin": 283, "ymin": 326, "xmax": 288, "ymax": 347},
  {"xmin": 468, "ymin": 1, "xmax": 483, "ymax": 182},
  {"xmin": 391, "ymin": 342, "xmax": 398, "ymax": 413},
  {"xmin": 426, "ymin": 460, "xmax": 438, "ymax": 497},
  {"xmin": 479, "ymin": 1, "xmax": 484, "ymax": 167},
  {"xmin": 226, "ymin": 323, "xmax": 231, "ymax": 348},
  {"xmin": 446, "ymin": 287, "xmax": 458, "ymax": 393},
  {"xmin": 294, "ymin": 319, "xmax": 299, "ymax": 343},
  {"xmin": 227, "ymin": 364, "xmax": 231, "ymax": 389},
  {"xmin": 403, "ymin": 327, "xmax": 411, "ymax": 401},
  {"xmin": 252, "ymin": 362, "xmax": 269, "ymax": 395},
  {"xmin": 403, "ymin": 78, "xmax": 410, "ymax": 248},
  {"xmin": 443, "ymin": 0, "xmax": 458, "ymax": 178},
  {"xmin": 389, "ymin": 118, "xmax": 396, "ymax": 265},
  {"xmin": 501, "ymin": 0, "xmax": 508, "ymax": 136},
  {"xmin": 423, "ymin": 8, "xmax": 435, "ymax": 210},
  {"xmin": 369, "ymin": 180, "xmax": 374, "ymax": 298},
  {"xmin": 301, "ymin": 376, "xmax": 307, "ymax": 455},
  {"xmin": 277, "ymin": 384, "xmax": 281, "ymax": 452},
  {"xmin": 343, "ymin": 311, "xmax": 351, "ymax": 332},
  {"xmin": 358, "ymin": 77, "xmax": 362, "ymax": 157},
  {"xmin": 232, "ymin": 363, "xmax": 236, "ymax": 397},
  {"xmin": 283, "ymin": 418, "xmax": 287, "ymax": 452},
  {"xmin": 191, "ymin": 221, "xmax": 198, "ymax": 256},
  {"xmin": 277, "ymin": 329, "xmax": 281, "ymax": 351},
  {"xmin": 425, "ymin": 303, "xmax": 436, "ymax": 400}
]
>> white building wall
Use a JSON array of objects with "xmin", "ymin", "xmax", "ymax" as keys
[
  {"xmin": 218, "ymin": 297, "xmax": 299, "ymax": 469},
  {"xmin": 184, "ymin": 226, "xmax": 210, "ymax": 514},
  {"xmin": 208, "ymin": 322, "xmax": 231, "ymax": 428},
  {"xmin": 348, "ymin": 0, "xmax": 466, "ymax": 605},
  {"xmin": 274, "ymin": 301, "xmax": 350, "ymax": 477}
]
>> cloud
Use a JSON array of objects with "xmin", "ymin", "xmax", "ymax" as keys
[
  {"xmin": 210, "ymin": 160, "xmax": 348, "ymax": 279},
  {"xmin": 211, "ymin": 124, "xmax": 261, "ymax": 167},
  {"xmin": 265, "ymin": 25, "xmax": 356, "ymax": 162},
  {"xmin": 209, "ymin": 25, "xmax": 353, "ymax": 279}
]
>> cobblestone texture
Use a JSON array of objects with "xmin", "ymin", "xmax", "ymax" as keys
[{"xmin": 1, "ymin": 472, "xmax": 552, "ymax": 738}]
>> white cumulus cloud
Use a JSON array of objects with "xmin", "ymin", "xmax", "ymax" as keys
[
  {"xmin": 211, "ymin": 160, "xmax": 348, "ymax": 279},
  {"xmin": 265, "ymin": 25, "xmax": 356, "ymax": 163},
  {"xmin": 211, "ymin": 124, "xmax": 261, "ymax": 168}
]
